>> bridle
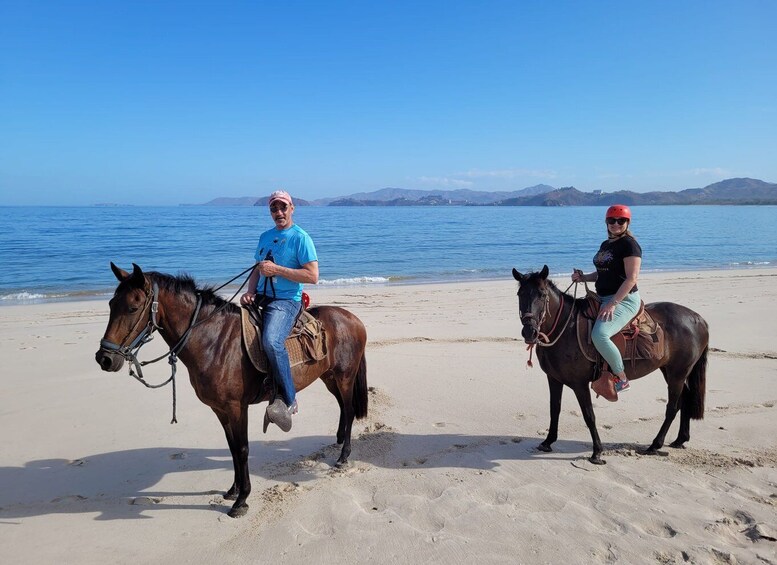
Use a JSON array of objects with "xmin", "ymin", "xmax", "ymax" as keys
[
  {"xmin": 98, "ymin": 263, "xmax": 256, "ymax": 423},
  {"xmin": 519, "ymin": 281, "xmax": 578, "ymax": 367},
  {"xmin": 99, "ymin": 281, "xmax": 162, "ymax": 363}
]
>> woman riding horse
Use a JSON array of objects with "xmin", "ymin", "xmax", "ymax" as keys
[{"xmin": 572, "ymin": 204, "xmax": 641, "ymax": 400}]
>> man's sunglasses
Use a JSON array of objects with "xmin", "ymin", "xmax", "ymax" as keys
[
  {"xmin": 270, "ymin": 203, "xmax": 288, "ymax": 213},
  {"xmin": 606, "ymin": 217, "xmax": 628, "ymax": 225}
]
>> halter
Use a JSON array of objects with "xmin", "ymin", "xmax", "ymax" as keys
[
  {"xmin": 98, "ymin": 264, "xmax": 257, "ymax": 423},
  {"xmin": 99, "ymin": 281, "xmax": 161, "ymax": 360},
  {"xmin": 98, "ymin": 280, "xmax": 203, "ymax": 424},
  {"xmin": 520, "ymin": 281, "xmax": 578, "ymax": 367}
]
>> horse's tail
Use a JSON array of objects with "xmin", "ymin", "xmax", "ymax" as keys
[
  {"xmin": 353, "ymin": 353, "xmax": 368, "ymax": 419},
  {"xmin": 684, "ymin": 346, "xmax": 707, "ymax": 420}
]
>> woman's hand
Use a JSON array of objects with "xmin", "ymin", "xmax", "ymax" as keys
[
  {"xmin": 598, "ymin": 301, "xmax": 617, "ymax": 321},
  {"xmin": 571, "ymin": 269, "xmax": 584, "ymax": 283}
]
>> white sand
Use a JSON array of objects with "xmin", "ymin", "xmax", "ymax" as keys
[{"xmin": 1, "ymin": 269, "xmax": 776, "ymax": 564}]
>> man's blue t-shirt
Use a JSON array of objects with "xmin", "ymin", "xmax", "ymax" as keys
[{"xmin": 254, "ymin": 224, "xmax": 317, "ymax": 301}]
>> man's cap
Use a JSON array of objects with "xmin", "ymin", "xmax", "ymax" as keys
[{"xmin": 268, "ymin": 190, "xmax": 293, "ymax": 207}]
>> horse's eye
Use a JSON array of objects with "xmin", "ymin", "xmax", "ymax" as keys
[{"xmin": 128, "ymin": 306, "xmax": 139, "ymax": 313}]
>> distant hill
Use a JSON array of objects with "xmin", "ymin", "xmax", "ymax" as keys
[
  {"xmin": 323, "ymin": 184, "xmax": 555, "ymax": 206},
  {"xmin": 197, "ymin": 178, "xmax": 777, "ymax": 207},
  {"xmin": 497, "ymin": 178, "xmax": 777, "ymax": 206},
  {"xmin": 202, "ymin": 197, "xmax": 262, "ymax": 206},
  {"xmin": 201, "ymin": 196, "xmax": 311, "ymax": 206}
]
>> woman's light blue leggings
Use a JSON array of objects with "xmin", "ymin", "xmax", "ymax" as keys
[{"xmin": 591, "ymin": 291, "xmax": 641, "ymax": 375}]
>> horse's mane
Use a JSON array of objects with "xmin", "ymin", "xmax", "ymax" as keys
[
  {"xmin": 146, "ymin": 271, "xmax": 240, "ymax": 313},
  {"xmin": 539, "ymin": 275, "xmax": 589, "ymax": 312}
]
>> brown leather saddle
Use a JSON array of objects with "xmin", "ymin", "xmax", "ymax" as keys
[
  {"xmin": 241, "ymin": 305, "xmax": 328, "ymax": 375},
  {"xmin": 577, "ymin": 292, "xmax": 666, "ymax": 368}
]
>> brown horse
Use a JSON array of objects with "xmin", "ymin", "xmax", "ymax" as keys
[
  {"xmin": 95, "ymin": 263, "xmax": 368, "ymax": 517},
  {"xmin": 512, "ymin": 265, "xmax": 709, "ymax": 464}
]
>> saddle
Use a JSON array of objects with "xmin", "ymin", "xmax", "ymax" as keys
[
  {"xmin": 577, "ymin": 292, "xmax": 666, "ymax": 367},
  {"xmin": 241, "ymin": 305, "xmax": 328, "ymax": 375}
]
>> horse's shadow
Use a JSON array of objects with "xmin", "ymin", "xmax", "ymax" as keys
[{"xmin": 0, "ymin": 432, "xmax": 603, "ymax": 521}]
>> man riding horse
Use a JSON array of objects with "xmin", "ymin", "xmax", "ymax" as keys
[{"xmin": 240, "ymin": 190, "xmax": 319, "ymax": 432}]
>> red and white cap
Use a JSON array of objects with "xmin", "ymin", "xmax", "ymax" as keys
[{"xmin": 268, "ymin": 190, "xmax": 293, "ymax": 207}]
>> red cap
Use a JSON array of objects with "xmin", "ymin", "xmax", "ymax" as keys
[{"xmin": 268, "ymin": 190, "xmax": 293, "ymax": 207}]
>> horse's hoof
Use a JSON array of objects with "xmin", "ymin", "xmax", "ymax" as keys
[
  {"xmin": 668, "ymin": 441, "xmax": 687, "ymax": 449},
  {"xmin": 589, "ymin": 455, "xmax": 606, "ymax": 465},
  {"xmin": 227, "ymin": 504, "xmax": 249, "ymax": 518},
  {"xmin": 537, "ymin": 443, "xmax": 553, "ymax": 453},
  {"xmin": 334, "ymin": 458, "xmax": 349, "ymax": 469},
  {"xmin": 224, "ymin": 484, "xmax": 239, "ymax": 500},
  {"xmin": 639, "ymin": 447, "xmax": 668, "ymax": 456}
]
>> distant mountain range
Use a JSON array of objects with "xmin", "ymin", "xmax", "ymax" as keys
[{"xmin": 199, "ymin": 178, "xmax": 777, "ymax": 207}]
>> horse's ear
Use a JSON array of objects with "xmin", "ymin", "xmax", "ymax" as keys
[
  {"xmin": 540, "ymin": 265, "xmax": 549, "ymax": 279},
  {"xmin": 129, "ymin": 263, "xmax": 145, "ymax": 288},
  {"xmin": 512, "ymin": 268, "xmax": 523, "ymax": 281},
  {"xmin": 110, "ymin": 262, "xmax": 130, "ymax": 282}
]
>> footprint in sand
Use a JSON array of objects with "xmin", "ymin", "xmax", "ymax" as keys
[
  {"xmin": 131, "ymin": 496, "xmax": 163, "ymax": 506},
  {"xmin": 644, "ymin": 522, "xmax": 679, "ymax": 538},
  {"xmin": 51, "ymin": 495, "xmax": 88, "ymax": 503}
]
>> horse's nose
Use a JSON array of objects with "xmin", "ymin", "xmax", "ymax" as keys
[
  {"xmin": 521, "ymin": 325, "xmax": 538, "ymax": 343},
  {"xmin": 95, "ymin": 350, "xmax": 123, "ymax": 372}
]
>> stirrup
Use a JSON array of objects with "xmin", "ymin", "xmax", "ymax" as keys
[
  {"xmin": 266, "ymin": 399, "xmax": 293, "ymax": 432},
  {"xmin": 263, "ymin": 409, "xmax": 271, "ymax": 434},
  {"xmin": 591, "ymin": 372, "xmax": 618, "ymax": 402}
]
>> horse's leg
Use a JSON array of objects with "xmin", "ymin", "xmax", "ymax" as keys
[
  {"xmin": 671, "ymin": 347, "xmax": 708, "ymax": 449},
  {"xmin": 321, "ymin": 375, "xmax": 347, "ymax": 444},
  {"xmin": 216, "ymin": 412, "xmax": 240, "ymax": 500},
  {"xmin": 643, "ymin": 369, "xmax": 685, "ymax": 455},
  {"xmin": 571, "ymin": 383, "xmax": 605, "ymax": 465},
  {"xmin": 669, "ymin": 388, "xmax": 692, "ymax": 449},
  {"xmin": 538, "ymin": 376, "xmax": 563, "ymax": 453},
  {"xmin": 215, "ymin": 404, "xmax": 251, "ymax": 517},
  {"xmin": 333, "ymin": 371, "xmax": 356, "ymax": 467}
]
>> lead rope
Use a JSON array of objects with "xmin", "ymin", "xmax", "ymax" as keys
[
  {"xmin": 526, "ymin": 281, "xmax": 579, "ymax": 368},
  {"xmin": 126, "ymin": 264, "xmax": 256, "ymax": 423}
]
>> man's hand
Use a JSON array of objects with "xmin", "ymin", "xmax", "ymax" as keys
[
  {"xmin": 240, "ymin": 292, "xmax": 255, "ymax": 306},
  {"xmin": 258, "ymin": 260, "xmax": 282, "ymax": 277}
]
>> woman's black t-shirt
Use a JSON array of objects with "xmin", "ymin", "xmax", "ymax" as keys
[{"xmin": 593, "ymin": 234, "xmax": 642, "ymax": 296}]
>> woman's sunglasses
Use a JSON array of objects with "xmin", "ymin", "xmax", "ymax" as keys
[{"xmin": 606, "ymin": 217, "xmax": 628, "ymax": 225}]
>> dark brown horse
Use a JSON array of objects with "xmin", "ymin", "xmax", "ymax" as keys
[
  {"xmin": 95, "ymin": 263, "xmax": 368, "ymax": 517},
  {"xmin": 512, "ymin": 265, "xmax": 709, "ymax": 464}
]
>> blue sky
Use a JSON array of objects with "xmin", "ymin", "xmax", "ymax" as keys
[{"xmin": 1, "ymin": 1, "xmax": 775, "ymax": 205}]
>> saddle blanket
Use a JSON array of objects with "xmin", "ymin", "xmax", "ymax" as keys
[
  {"xmin": 577, "ymin": 300, "xmax": 666, "ymax": 364},
  {"xmin": 241, "ymin": 307, "xmax": 327, "ymax": 374}
]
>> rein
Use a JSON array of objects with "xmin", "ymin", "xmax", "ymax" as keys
[
  {"xmin": 99, "ymin": 264, "xmax": 258, "ymax": 423},
  {"xmin": 524, "ymin": 281, "xmax": 579, "ymax": 368}
]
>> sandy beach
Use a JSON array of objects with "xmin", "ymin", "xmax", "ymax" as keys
[{"xmin": 1, "ymin": 268, "xmax": 776, "ymax": 564}]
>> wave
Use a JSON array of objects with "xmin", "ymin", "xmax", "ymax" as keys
[
  {"xmin": 0, "ymin": 289, "xmax": 110, "ymax": 305},
  {"xmin": 0, "ymin": 291, "xmax": 50, "ymax": 301},
  {"xmin": 318, "ymin": 276, "xmax": 392, "ymax": 286}
]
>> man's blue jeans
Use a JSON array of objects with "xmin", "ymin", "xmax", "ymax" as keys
[
  {"xmin": 261, "ymin": 298, "xmax": 302, "ymax": 406},
  {"xmin": 591, "ymin": 291, "xmax": 641, "ymax": 375}
]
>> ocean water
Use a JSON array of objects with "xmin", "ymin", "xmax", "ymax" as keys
[{"xmin": 1, "ymin": 205, "xmax": 775, "ymax": 305}]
